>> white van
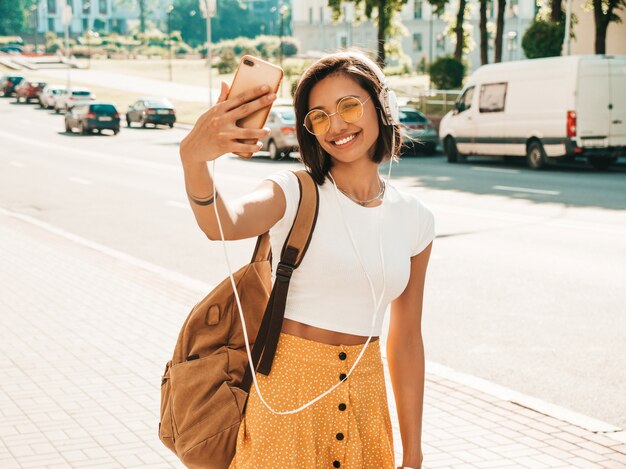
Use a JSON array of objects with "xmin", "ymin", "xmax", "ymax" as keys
[{"xmin": 439, "ymin": 55, "xmax": 626, "ymax": 170}]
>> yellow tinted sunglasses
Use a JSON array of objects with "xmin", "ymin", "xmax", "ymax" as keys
[{"xmin": 304, "ymin": 95, "xmax": 372, "ymax": 135}]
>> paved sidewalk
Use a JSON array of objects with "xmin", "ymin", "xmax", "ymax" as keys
[{"xmin": 1, "ymin": 210, "xmax": 625, "ymax": 469}]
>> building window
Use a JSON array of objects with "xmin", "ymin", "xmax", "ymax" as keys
[
  {"xmin": 82, "ymin": 17, "xmax": 88, "ymax": 31},
  {"xmin": 413, "ymin": 33, "xmax": 423, "ymax": 51},
  {"xmin": 82, "ymin": 0, "xmax": 90, "ymax": 14},
  {"xmin": 309, "ymin": 7, "xmax": 313, "ymax": 24},
  {"xmin": 320, "ymin": 6, "xmax": 324, "ymax": 24},
  {"xmin": 47, "ymin": 0, "xmax": 56, "ymax": 14},
  {"xmin": 48, "ymin": 17, "xmax": 55, "ymax": 32},
  {"xmin": 413, "ymin": 0, "xmax": 423, "ymax": 19},
  {"xmin": 99, "ymin": 0, "xmax": 107, "ymax": 15},
  {"xmin": 436, "ymin": 33, "xmax": 445, "ymax": 51}
]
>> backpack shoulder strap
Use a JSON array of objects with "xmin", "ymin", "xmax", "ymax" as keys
[{"xmin": 241, "ymin": 170, "xmax": 319, "ymax": 392}]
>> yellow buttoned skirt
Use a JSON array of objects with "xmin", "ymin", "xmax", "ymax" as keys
[{"xmin": 228, "ymin": 332, "xmax": 395, "ymax": 469}]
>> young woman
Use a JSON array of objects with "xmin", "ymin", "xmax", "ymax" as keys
[{"xmin": 180, "ymin": 52, "xmax": 434, "ymax": 469}]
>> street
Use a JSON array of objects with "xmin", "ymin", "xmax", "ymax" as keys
[{"xmin": 1, "ymin": 93, "xmax": 625, "ymax": 439}]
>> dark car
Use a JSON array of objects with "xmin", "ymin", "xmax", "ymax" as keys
[
  {"xmin": 399, "ymin": 107, "xmax": 439, "ymax": 154},
  {"xmin": 15, "ymin": 80, "xmax": 48, "ymax": 103},
  {"xmin": 1, "ymin": 75, "xmax": 25, "ymax": 97},
  {"xmin": 126, "ymin": 98, "xmax": 176, "ymax": 128},
  {"xmin": 64, "ymin": 102, "xmax": 120, "ymax": 135}
]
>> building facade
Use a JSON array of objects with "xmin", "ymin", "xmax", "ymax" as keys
[
  {"xmin": 33, "ymin": 0, "xmax": 171, "ymax": 35},
  {"xmin": 292, "ymin": 0, "xmax": 536, "ymax": 70}
]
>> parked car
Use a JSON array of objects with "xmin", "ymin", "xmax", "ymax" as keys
[
  {"xmin": 126, "ymin": 98, "xmax": 176, "ymax": 128},
  {"xmin": 259, "ymin": 105, "xmax": 298, "ymax": 159},
  {"xmin": 39, "ymin": 84, "xmax": 67, "ymax": 109},
  {"xmin": 398, "ymin": 107, "xmax": 438, "ymax": 154},
  {"xmin": 55, "ymin": 87, "xmax": 95, "ymax": 113},
  {"xmin": 64, "ymin": 102, "xmax": 120, "ymax": 135},
  {"xmin": 439, "ymin": 55, "xmax": 626, "ymax": 170},
  {"xmin": 1, "ymin": 74, "xmax": 25, "ymax": 97},
  {"xmin": 15, "ymin": 80, "xmax": 47, "ymax": 103}
]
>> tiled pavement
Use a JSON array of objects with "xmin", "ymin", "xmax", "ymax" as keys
[{"xmin": 1, "ymin": 210, "xmax": 625, "ymax": 469}]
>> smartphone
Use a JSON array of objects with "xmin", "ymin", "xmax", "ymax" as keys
[{"xmin": 225, "ymin": 55, "xmax": 284, "ymax": 158}]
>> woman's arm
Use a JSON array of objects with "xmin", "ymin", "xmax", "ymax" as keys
[
  {"xmin": 181, "ymin": 81, "xmax": 285, "ymax": 241},
  {"xmin": 387, "ymin": 242, "xmax": 433, "ymax": 469}
]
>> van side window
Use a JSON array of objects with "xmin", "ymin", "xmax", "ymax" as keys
[
  {"xmin": 456, "ymin": 86, "xmax": 474, "ymax": 113},
  {"xmin": 479, "ymin": 83, "xmax": 507, "ymax": 113}
]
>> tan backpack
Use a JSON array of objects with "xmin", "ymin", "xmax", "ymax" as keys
[{"xmin": 159, "ymin": 170, "xmax": 319, "ymax": 469}]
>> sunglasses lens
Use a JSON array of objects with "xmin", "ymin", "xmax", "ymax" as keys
[
  {"xmin": 305, "ymin": 110, "xmax": 329, "ymax": 135},
  {"xmin": 338, "ymin": 97, "xmax": 363, "ymax": 123}
]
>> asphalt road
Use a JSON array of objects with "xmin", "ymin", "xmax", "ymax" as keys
[{"xmin": 1, "ymin": 97, "xmax": 625, "ymax": 431}]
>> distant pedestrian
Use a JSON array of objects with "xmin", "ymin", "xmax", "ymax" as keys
[{"xmin": 179, "ymin": 51, "xmax": 434, "ymax": 469}]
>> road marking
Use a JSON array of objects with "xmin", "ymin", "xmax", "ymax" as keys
[
  {"xmin": 493, "ymin": 185, "xmax": 560, "ymax": 195},
  {"xmin": 472, "ymin": 167, "xmax": 520, "ymax": 174},
  {"xmin": 0, "ymin": 207, "xmax": 212, "ymax": 294},
  {"xmin": 68, "ymin": 177, "xmax": 93, "ymax": 185},
  {"xmin": 9, "ymin": 161, "xmax": 25, "ymax": 167},
  {"xmin": 167, "ymin": 200, "xmax": 189, "ymax": 209}
]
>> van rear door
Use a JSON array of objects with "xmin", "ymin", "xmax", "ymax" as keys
[
  {"xmin": 608, "ymin": 58, "xmax": 626, "ymax": 147},
  {"xmin": 577, "ymin": 58, "xmax": 610, "ymax": 148}
]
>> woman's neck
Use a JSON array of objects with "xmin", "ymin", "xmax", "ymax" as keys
[{"xmin": 328, "ymin": 160, "xmax": 381, "ymax": 201}]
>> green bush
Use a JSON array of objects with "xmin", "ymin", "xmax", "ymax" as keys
[
  {"xmin": 522, "ymin": 20, "xmax": 564, "ymax": 58},
  {"xmin": 429, "ymin": 56, "xmax": 465, "ymax": 89},
  {"xmin": 218, "ymin": 46, "xmax": 237, "ymax": 74},
  {"xmin": 278, "ymin": 37, "xmax": 299, "ymax": 57}
]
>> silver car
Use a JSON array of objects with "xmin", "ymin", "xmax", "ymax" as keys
[
  {"xmin": 259, "ymin": 106, "xmax": 298, "ymax": 160},
  {"xmin": 399, "ymin": 107, "xmax": 439, "ymax": 154},
  {"xmin": 39, "ymin": 84, "xmax": 67, "ymax": 109}
]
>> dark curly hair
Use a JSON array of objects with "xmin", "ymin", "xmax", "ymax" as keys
[{"xmin": 293, "ymin": 51, "xmax": 402, "ymax": 186}]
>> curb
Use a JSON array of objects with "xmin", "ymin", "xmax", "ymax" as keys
[{"xmin": 427, "ymin": 361, "xmax": 625, "ymax": 442}]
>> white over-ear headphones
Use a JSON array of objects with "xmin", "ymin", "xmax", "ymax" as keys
[{"xmin": 328, "ymin": 51, "xmax": 400, "ymax": 126}]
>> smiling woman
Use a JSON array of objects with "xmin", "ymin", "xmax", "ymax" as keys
[{"xmin": 178, "ymin": 50, "xmax": 434, "ymax": 469}]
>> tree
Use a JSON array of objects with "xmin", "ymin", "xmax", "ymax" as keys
[
  {"xmin": 328, "ymin": 0, "xmax": 410, "ymax": 67},
  {"xmin": 479, "ymin": 0, "xmax": 489, "ymax": 64},
  {"xmin": 211, "ymin": 0, "xmax": 262, "ymax": 41},
  {"xmin": 521, "ymin": 19, "xmax": 563, "ymax": 57},
  {"xmin": 170, "ymin": 0, "xmax": 207, "ymax": 46},
  {"xmin": 592, "ymin": 0, "xmax": 626, "ymax": 53},
  {"xmin": 116, "ymin": 0, "xmax": 158, "ymax": 33},
  {"xmin": 453, "ymin": 0, "xmax": 468, "ymax": 60},
  {"xmin": 551, "ymin": 0, "xmax": 563, "ymax": 23},
  {"xmin": 494, "ymin": 0, "xmax": 506, "ymax": 62},
  {"xmin": 0, "ymin": 0, "xmax": 25, "ymax": 35}
]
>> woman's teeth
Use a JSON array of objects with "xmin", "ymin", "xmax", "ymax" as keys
[{"xmin": 334, "ymin": 133, "xmax": 357, "ymax": 146}]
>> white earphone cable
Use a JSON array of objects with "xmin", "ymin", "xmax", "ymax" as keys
[{"xmin": 209, "ymin": 154, "xmax": 394, "ymax": 415}]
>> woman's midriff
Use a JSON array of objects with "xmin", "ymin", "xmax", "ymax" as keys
[{"xmin": 281, "ymin": 318, "xmax": 379, "ymax": 346}]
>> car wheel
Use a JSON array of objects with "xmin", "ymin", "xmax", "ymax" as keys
[
  {"xmin": 268, "ymin": 140, "xmax": 279, "ymax": 160},
  {"xmin": 113, "ymin": 128, "xmax": 119, "ymax": 135},
  {"xmin": 79, "ymin": 122, "xmax": 88, "ymax": 135},
  {"xmin": 65, "ymin": 121, "xmax": 72, "ymax": 133},
  {"xmin": 55, "ymin": 107, "xmax": 60, "ymax": 114},
  {"xmin": 168, "ymin": 123, "xmax": 174, "ymax": 128},
  {"xmin": 126, "ymin": 117, "xmax": 131, "ymax": 128},
  {"xmin": 444, "ymin": 137, "xmax": 459, "ymax": 163},
  {"xmin": 588, "ymin": 156, "xmax": 616, "ymax": 170},
  {"xmin": 424, "ymin": 142, "xmax": 437, "ymax": 154},
  {"xmin": 526, "ymin": 140, "xmax": 546, "ymax": 170},
  {"xmin": 140, "ymin": 116, "xmax": 147, "ymax": 128}
]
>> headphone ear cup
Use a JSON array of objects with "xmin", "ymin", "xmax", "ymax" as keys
[{"xmin": 387, "ymin": 90, "xmax": 399, "ymax": 125}]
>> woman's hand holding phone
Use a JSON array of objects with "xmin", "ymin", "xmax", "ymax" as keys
[{"xmin": 180, "ymin": 81, "xmax": 276, "ymax": 165}]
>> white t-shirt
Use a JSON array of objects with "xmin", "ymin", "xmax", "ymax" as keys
[{"xmin": 265, "ymin": 170, "xmax": 435, "ymax": 337}]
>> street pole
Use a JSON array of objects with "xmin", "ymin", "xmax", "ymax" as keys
[
  {"xmin": 62, "ymin": 3, "xmax": 72, "ymax": 93},
  {"xmin": 563, "ymin": 0, "xmax": 572, "ymax": 55},
  {"xmin": 203, "ymin": 0, "xmax": 215, "ymax": 107},
  {"xmin": 428, "ymin": 7, "xmax": 433, "ymax": 89},
  {"xmin": 167, "ymin": 5, "xmax": 173, "ymax": 82}
]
